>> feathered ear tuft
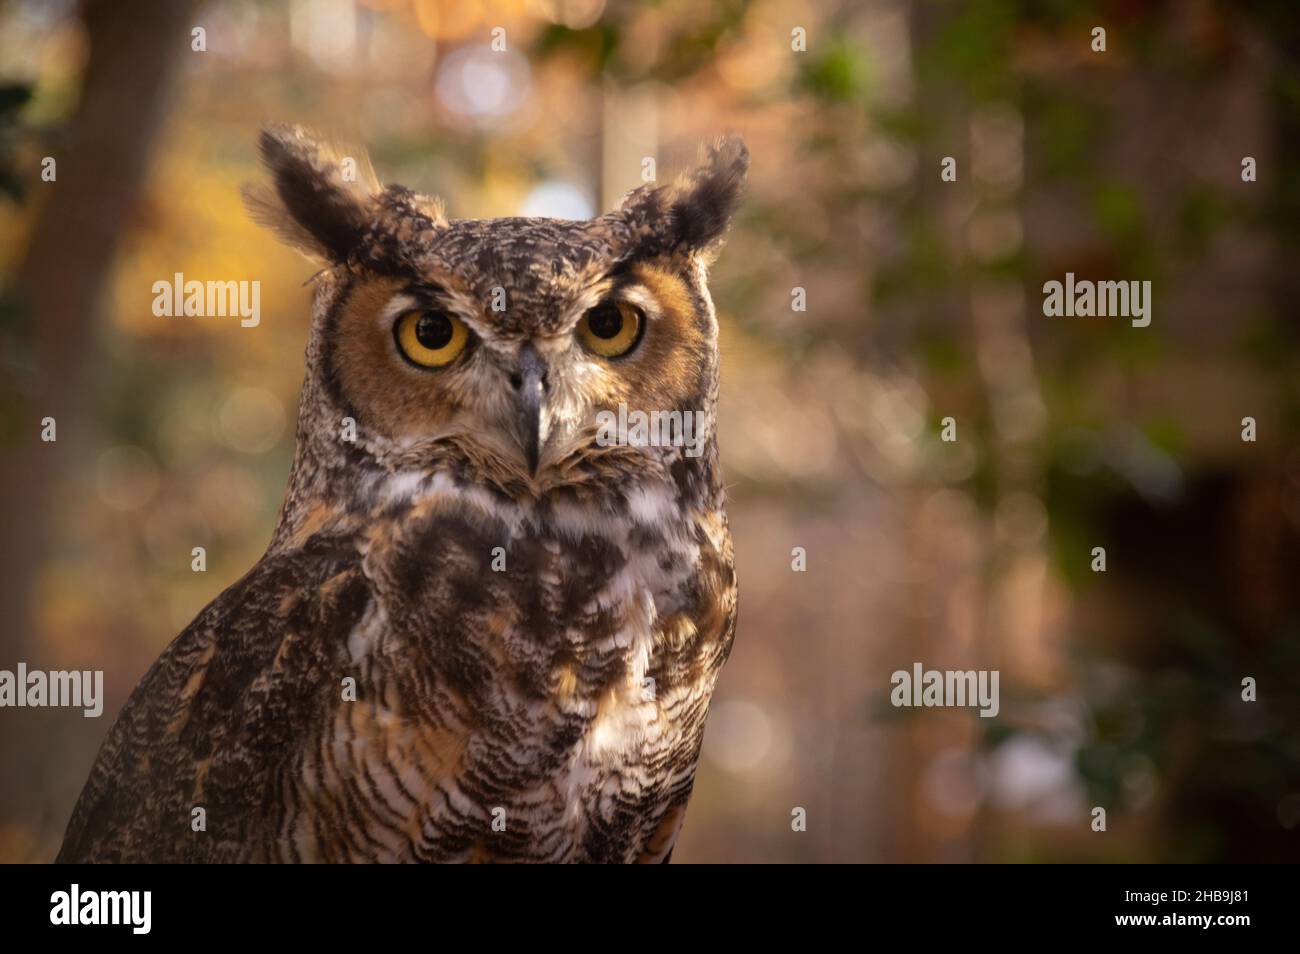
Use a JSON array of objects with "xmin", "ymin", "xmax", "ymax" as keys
[
  {"xmin": 613, "ymin": 135, "xmax": 749, "ymax": 261},
  {"xmin": 242, "ymin": 124, "xmax": 379, "ymax": 264},
  {"xmin": 667, "ymin": 135, "xmax": 749, "ymax": 252}
]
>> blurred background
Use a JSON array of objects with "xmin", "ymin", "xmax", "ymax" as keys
[{"xmin": 1, "ymin": 0, "xmax": 1299, "ymax": 863}]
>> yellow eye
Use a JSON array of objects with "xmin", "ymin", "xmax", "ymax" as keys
[
  {"xmin": 394, "ymin": 309, "xmax": 470, "ymax": 368},
  {"xmin": 577, "ymin": 301, "xmax": 644, "ymax": 359}
]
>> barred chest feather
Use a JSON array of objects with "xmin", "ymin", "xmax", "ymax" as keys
[{"xmin": 276, "ymin": 470, "xmax": 737, "ymax": 863}]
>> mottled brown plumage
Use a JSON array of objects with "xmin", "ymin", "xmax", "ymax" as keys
[{"xmin": 58, "ymin": 125, "xmax": 745, "ymax": 863}]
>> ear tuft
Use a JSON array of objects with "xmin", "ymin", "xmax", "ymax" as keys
[
  {"xmin": 668, "ymin": 135, "xmax": 749, "ymax": 252},
  {"xmin": 610, "ymin": 135, "xmax": 749, "ymax": 260},
  {"xmin": 242, "ymin": 124, "xmax": 378, "ymax": 264}
]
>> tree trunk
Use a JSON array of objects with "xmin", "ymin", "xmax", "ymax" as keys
[{"xmin": 0, "ymin": 0, "xmax": 199, "ymax": 854}]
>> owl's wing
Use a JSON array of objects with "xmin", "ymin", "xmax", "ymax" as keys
[
  {"xmin": 633, "ymin": 507, "xmax": 739, "ymax": 864},
  {"xmin": 56, "ymin": 534, "xmax": 370, "ymax": 863}
]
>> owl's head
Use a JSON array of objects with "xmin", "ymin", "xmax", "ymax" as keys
[{"xmin": 247, "ymin": 125, "xmax": 746, "ymax": 506}]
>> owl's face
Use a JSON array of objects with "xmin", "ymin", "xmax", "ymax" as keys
[
  {"xmin": 246, "ymin": 126, "xmax": 747, "ymax": 497},
  {"xmin": 327, "ymin": 221, "xmax": 720, "ymax": 478}
]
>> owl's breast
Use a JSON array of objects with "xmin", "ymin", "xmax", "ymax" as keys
[{"xmin": 305, "ymin": 476, "xmax": 736, "ymax": 862}]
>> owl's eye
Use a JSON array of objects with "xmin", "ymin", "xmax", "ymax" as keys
[
  {"xmin": 577, "ymin": 301, "xmax": 644, "ymax": 359},
  {"xmin": 394, "ymin": 309, "xmax": 470, "ymax": 368}
]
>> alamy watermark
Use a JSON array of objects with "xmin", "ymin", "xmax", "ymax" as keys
[
  {"xmin": 1042, "ymin": 272, "xmax": 1151, "ymax": 328},
  {"xmin": 152, "ymin": 272, "xmax": 261, "ymax": 327},
  {"xmin": 595, "ymin": 403, "xmax": 705, "ymax": 458},
  {"xmin": 50, "ymin": 884, "xmax": 150, "ymax": 934},
  {"xmin": 0, "ymin": 664, "xmax": 103, "ymax": 717},
  {"xmin": 890, "ymin": 663, "xmax": 1000, "ymax": 718}
]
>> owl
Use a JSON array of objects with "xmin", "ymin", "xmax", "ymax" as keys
[{"xmin": 57, "ymin": 125, "xmax": 745, "ymax": 863}]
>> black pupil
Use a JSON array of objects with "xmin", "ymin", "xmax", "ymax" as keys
[
  {"xmin": 588, "ymin": 305, "xmax": 624, "ymax": 340},
  {"xmin": 415, "ymin": 312, "xmax": 454, "ymax": 350}
]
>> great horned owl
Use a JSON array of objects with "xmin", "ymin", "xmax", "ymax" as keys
[{"xmin": 57, "ymin": 125, "xmax": 745, "ymax": 863}]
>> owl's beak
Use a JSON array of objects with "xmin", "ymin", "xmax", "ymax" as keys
[{"xmin": 512, "ymin": 344, "xmax": 547, "ymax": 476}]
